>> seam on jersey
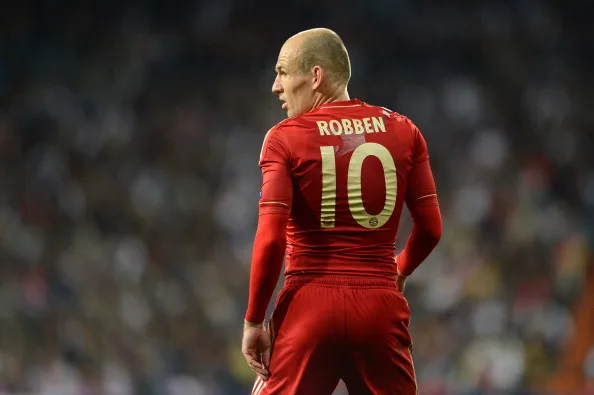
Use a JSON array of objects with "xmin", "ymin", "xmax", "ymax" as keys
[
  {"xmin": 415, "ymin": 194, "xmax": 437, "ymax": 201},
  {"xmin": 259, "ymin": 201, "xmax": 289, "ymax": 207},
  {"xmin": 319, "ymin": 104, "xmax": 362, "ymax": 108}
]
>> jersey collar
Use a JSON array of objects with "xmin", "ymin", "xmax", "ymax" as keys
[{"xmin": 316, "ymin": 98, "xmax": 364, "ymax": 109}]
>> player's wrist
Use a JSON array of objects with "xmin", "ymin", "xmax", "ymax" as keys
[{"xmin": 244, "ymin": 319, "xmax": 265, "ymax": 328}]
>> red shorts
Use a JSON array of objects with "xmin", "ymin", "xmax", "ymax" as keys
[{"xmin": 252, "ymin": 275, "xmax": 417, "ymax": 395}]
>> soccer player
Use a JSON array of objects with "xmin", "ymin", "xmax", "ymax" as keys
[{"xmin": 242, "ymin": 28, "xmax": 442, "ymax": 394}]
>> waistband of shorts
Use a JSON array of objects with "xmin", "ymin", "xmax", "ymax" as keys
[{"xmin": 284, "ymin": 274, "xmax": 396, "ymax": 288}]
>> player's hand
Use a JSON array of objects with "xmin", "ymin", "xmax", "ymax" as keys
[{"xmin": 242, "ymin": 320, "xmax": 271, "ymax": 381}]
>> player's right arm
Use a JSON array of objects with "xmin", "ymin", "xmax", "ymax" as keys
[{"xmin": 396, "ymin": 124, "xmax": 443, "ymax": 278}]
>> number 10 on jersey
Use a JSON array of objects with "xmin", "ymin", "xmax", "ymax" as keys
[{"xmin": 320, "ymin": 143, "xmax": 397, "ymax": 229}]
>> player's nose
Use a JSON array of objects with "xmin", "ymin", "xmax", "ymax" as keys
[{"xmin": 271, "ymin": 76, "xmax": 282, "ymax": 94}]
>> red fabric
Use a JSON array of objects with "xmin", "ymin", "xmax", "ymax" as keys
[
  {"xmin": 396, "ymin": 202, "xmax": 442, "ymax": 276},
  {"xmin": 256, "ymin": 276, "xmax": 417, "ymax": 395},
  {"xmin": 245, "ymin": 212, "xmax": 289, "ymax": 324},
  {"xmin": 245, "ymin": 98, "xmax": 442, "ymax": 323},
  {"xmin": 257, "ymin": 100, "xmax": 440, "ymax": 278},
  {"xmin": 397, "ymin": 157, "xmax": 443, "ymax": 276},
  {"xmin": 245, "ymin": 143, "xmax": 293, "ymax": 324}
]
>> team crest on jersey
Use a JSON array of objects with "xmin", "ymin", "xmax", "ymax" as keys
[{"xmin": 369, "ymin": 217, "xmax": 378, "ymax": 227}]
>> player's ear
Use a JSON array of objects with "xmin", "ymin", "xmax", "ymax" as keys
[{"xmin": 312, "ymin": 65, "xmax": 323, "ymax": 90}]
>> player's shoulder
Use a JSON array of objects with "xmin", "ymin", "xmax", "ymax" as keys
[
  {"xmin": 363, "ymin": 102, "xmax": 421, "ymax": 136},
  {"xmin": 275, "ymin": 115, "xmax": 312, "ymax": 132},
  {"xmin": 259, "ymin": 118, "xmax": 303, "ymax": 163},
  {"xmin": 366, "ymin": 103, "xmax": 414, "ymax": 124},
  {"xmin": 263, "ymin": 116, "xmax": 308, "ymax": 141},
  {"xmin": 270, "ymin": 117, "xmax": 295, "ymax": 131}
]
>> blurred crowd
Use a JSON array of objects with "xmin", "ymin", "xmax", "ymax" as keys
[{"xmin": 1, "ymin": 0, "xmax": 593, "ymax": 394}]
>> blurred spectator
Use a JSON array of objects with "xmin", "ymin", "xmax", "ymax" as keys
[{"xmin": 0, "ymin": 1, "xmax": 592, "ymax": 394}]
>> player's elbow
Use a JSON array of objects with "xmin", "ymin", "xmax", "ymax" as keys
[
  {"xmin": 421, "ymin": 216, "xmax": 442, "ymax": 247},
  {"xmin": 413, "ymin": 205, "xmax": 442, "ymax": 246},
  {"xmin": 256, "ymin": 233, "xmax": 286, "ymax": 256},
  {"xmin": 426, "ymin": 224, "xmax": 442, "ymax": 246},
  {"xmin": 266, "ymin": 236, "xmax": 286, "ymax": 253},
  {"xmin": 254, "ymin": 213, "xmax": 289, "ymax": 253}
]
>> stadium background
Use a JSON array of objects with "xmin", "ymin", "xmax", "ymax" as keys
[{"xmin": 1, "ymin": 0, "xmax": 593, "ymax": 394}]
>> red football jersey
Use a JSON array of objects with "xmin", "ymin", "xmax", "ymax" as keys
[{"xmin": 258, "ymin": 99, "xmax": 436, "ymax": 280}]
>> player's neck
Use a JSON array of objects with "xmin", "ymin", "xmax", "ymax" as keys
[{"xmin": 311, "ymin": 90, "xmax": 350, "ymax": 111}]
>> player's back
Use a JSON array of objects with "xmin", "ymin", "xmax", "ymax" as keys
[{"xmin": 277, "ymin": 99, "xmax": 425, "ymax": 279}]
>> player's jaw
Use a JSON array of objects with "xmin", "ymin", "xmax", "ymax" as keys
[
  {"xmin": 280, "ymin": 98, "xmax": 298, "ymax": 118},
  {"xmin": 279, "ymin": 87, "xmax": 314, "ymax": 118}
]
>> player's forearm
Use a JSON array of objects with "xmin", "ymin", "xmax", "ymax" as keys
[
  {"xmin": 397, "ymin": 204, "xmax": 442, "ymax": 276},
  {"xmin": 245, "ymin": 239, "xmax": 285, "ymax": 324},
  {"xmin": 245, "ymin": 214, "xmax": 288, "ymax": 324}
]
